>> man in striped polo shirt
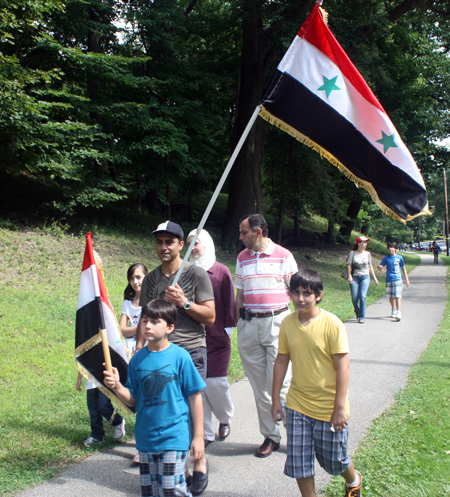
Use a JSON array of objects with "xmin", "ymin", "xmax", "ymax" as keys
[{"xmin": 235, "ymin": 214, "xmax": 298, "ymax": 458}]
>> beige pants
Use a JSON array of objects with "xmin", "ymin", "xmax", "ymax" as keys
[
  {"xmin": 203, "ymin": 376, "xmax": 234, "ymax": 442},
  {"xmin": 237, "ymin": 309, "xmax": 291, "ymax": 443}
]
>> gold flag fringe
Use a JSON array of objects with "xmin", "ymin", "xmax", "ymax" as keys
[
  {"xmin": 76, "ymin": 331, "xmax": 134, "ymax": 415},
  {"xmin": 259, "ymin": 107, "xmax": 431, "ymax": 224},
  {"xmin": 319, "ymin": 6, "xmax": 328, "ymax": 25}
]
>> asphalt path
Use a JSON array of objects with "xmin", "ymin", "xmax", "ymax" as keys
[{"xmin": 17, "ymin": 253, "xmax": 447, "ymax": 497}]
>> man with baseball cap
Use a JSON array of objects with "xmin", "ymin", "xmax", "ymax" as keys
[{"xmin": 136, "ymin": 220, "xmax": 215, "ymax": 495}]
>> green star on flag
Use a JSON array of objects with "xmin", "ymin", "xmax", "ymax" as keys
[
  {"xmin": 317, "ymin": 75, "xmax": 340, "ymax": 98},
  {"xmin": 376, "ymin": 131, "xmax": 398, "ymax": 153}
]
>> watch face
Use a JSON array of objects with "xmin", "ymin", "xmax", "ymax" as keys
[{"xmin": 184, "ymin": 300, "xmax": 191, "ymax": 310}]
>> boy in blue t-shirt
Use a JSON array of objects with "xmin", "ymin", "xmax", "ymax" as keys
[
  {"xmin": 378, "ymin": 242, "xmax": 410, "ymax": 321},
  {"xmin": 104, "ymin": 299, "xmax": 206, "ymax": 497}
]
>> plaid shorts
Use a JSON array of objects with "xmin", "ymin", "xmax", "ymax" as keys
[
  {"xmin": 139, "ymin": 450, "xmax": 191, "ymax": 497},
  {"xmin": 284, "ymin": 408, "xmax": 351, "ymax": 479},
  {"xmin": 386, "ymin": 280, "xmax": 403, "ymax": 298}
]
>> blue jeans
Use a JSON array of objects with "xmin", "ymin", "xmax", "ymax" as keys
[
  {"xmin": 87, "ymin": 388, "xmax": 123, "ymax": 440},
  {"xmin": 350, "ymin": 275, "xmax": 370, "ymax": 320}
]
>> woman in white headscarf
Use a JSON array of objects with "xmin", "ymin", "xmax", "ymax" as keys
[{"xmin": 188, "ymin": 229, "xmax": 236, "ymax": 446}]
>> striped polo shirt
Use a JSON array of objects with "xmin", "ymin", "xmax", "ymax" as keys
[{"xmin": 235, "ymin": 240, "xmax": 298, "ymax": 311}]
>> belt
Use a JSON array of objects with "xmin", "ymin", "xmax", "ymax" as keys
[{"xmin": 248, "ymin": 305, "xmax": 289, "ymax": 319}]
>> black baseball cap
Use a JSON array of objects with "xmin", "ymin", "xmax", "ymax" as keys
[{"xmin": 152, "ymin": 221, "xmax": 184, "ymax": 240}]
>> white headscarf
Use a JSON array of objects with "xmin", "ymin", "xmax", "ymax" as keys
[{"xmin": 188, "ymin": 229, "xmax": 216, "ymax": 271}]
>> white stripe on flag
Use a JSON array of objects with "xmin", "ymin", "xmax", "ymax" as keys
[{"xmin": 77, "ymin": 268, "xmax": 95, "ymax": 311}]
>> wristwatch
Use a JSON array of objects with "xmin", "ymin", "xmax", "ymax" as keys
[{"xmin": 183, "ymin": 299, "xmax": 192, "ymax": 311}]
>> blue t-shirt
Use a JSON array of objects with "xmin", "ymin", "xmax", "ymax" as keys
[
  {"xmin": 125, "ymin": 343, "xmax": 206, "ymax": 452},
  {"xmin": 380, "ymin": 254, "xmax": 405, "ymax": 282}
]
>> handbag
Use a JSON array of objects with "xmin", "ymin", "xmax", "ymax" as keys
[{"xmin": 341, "ymin": 251, "xmax": 354, "ymax": 280}]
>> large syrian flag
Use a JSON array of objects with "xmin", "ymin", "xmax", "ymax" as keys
[
  {"xmin": 75, "ymin": 232, "xmax": 132, "ymax": 414},
  {"xmin": 260, "ymin": 1, "xmax": 429, "ymax": 222}
]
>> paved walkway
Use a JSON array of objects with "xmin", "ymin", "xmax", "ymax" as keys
[{"xmin": 17, "ymin": 254, "xmax": 447, "ymax": 496}]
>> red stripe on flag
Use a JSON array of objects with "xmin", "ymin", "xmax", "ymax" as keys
[
  {"xmin": 82, "ymin": 233, "xmax": 112, "ymax": 312},
  {"xmin": 298, "ymin": 3, "xmax": 385, "ymax": 114},
  {"xmin": 82, "ymin": 232, "xmax": 95, "ymax": 271}
]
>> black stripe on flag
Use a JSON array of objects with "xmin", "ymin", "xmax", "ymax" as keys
[{"xmin": 262, "ymin": 71, "xmax": 427, "ymax": 220}]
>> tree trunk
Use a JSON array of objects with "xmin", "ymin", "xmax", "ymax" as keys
[
  {"xmin": 221, "ymin": 1, "xmax": 269, "ymax": 250},
  {"xmin": 87, "ymin": 7, "xmax": 109, "ymax": 173},
  {"xmin": 277, "ymin": 194, "xmax": 284, "ymax": 244},
  {"xmin": 339, "ymin": 199, "xmax": 363, "ymax": 240},
  {"xmin": 136, "ymin": 168, "xmax": 142, "ymax": 211},
  {"xmin": 294, "ymin": 216, "xmax": 300, "ymax": 246}
]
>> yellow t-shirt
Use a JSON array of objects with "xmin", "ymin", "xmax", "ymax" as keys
[{"xmin": 279, "ymin": 309, "xmax": 350, "ymax": 422}]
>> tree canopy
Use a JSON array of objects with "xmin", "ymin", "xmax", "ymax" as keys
[{"xmin": 2, "ymin": 0, "xmax": 450, "ymax": 244}]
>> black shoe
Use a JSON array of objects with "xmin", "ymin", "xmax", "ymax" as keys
[{"xmin": 191, "ymin": 461, "xmax": 209, "ymax": 496}]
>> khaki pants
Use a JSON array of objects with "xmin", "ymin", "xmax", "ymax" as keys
[
  {"xmin": 203, "ymin": 376, "xmax": 234, "ymax": 442},
  {"xmin": 237, "ymin": 309, "xmax": 291, "ymax": 443}
]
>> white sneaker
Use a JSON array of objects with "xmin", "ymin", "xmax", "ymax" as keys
[
  {"xmin": 83, "ymin": 436, "xmax": 103, "ymax": 447},
  {"xmin": 114, "ymin": 419, "xmax": 126, "ymax": 441},
  {"xmin": 391, "ymin": 308, "xmax": 396, "ymax": 318},
  {"xmin": 395, "ymin": 311, "xmax": 401, "ymax": 322}
]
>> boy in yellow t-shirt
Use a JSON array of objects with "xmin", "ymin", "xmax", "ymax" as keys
[{"xmin": 272, "ymin": 269, "xmax": 362, "ymax": 497}]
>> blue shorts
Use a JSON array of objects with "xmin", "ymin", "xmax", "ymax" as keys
[
  {"xmin": 139, "ymin": 450, "xmax": 191, "ymax": 496},
  {"xmin": 386, "ymin": 280, "xmax": 403, "ymax": 298},
  {"xmin": 284, "ymin": 408, "xmax": 352, "ymax": 479}
]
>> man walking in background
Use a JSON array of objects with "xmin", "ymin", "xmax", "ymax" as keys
[{"xmin": 235, "ymin": 214, "xmax": 298, "ymax": 458}]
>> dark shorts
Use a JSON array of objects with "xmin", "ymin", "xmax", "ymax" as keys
[{"xmin": 188, "ymin": 346, "xmax": 208, "ymax": 381}]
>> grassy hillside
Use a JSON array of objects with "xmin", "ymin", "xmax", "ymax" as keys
[{"xmin": 0, "ymin": 225, "xmax": 419, "ymax": 495}]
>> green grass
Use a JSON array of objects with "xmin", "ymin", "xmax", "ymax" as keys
[
  {"xmin": 324, "ymin": 255, "xmax": 450, "ymax": 497},
  {"xmin": 0, "ymin": 226, "xmax": 422, "ymax": 495}
]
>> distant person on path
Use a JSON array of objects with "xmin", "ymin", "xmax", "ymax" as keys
[
  {"xmin": 272, "ymin": 269, "xmax": 362, "ymax": 497},
  {"xmin": 135, "ymin": 220, "xmax": 215, "ymax": 494},
  {"xmin": 432, "ymin": 240, "xmax": 440, "ymax": 264},
  {"xmin": 119, "ymin": 263, "xmax": 148, "ymax": 355},
  {"xmin": 235, "ymin": 213, "xmax": 298, "ymax": 458},
  {"xmin": 346, "ymin": 236, "xmax": 379, "ymax": 324},
  {"xmin": 378, "ymin": 242, "xmax": 410, "ymax": 321},
  {"xmin": 188, "ymin": 229, "xmax": 236, "ymax": 446},
  {"xmin": 104, "ymin": 299, "xmax": 206, "ymax": 497},
  {"xmin": 75, "ymin": 373, "xmax": 126, "ymax": 447}
]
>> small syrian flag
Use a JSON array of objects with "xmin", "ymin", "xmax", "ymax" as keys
[
  {"xmin": 260, "ymin": 1, "xmax": 429, "ymax": 222},
  {"xmin": 75, "ymin": 232, "xmax": 132, "ymax": 413}
]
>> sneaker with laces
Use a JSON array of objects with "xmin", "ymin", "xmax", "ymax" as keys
[
  {"xmin": 344, "ymin": 470, "xmax": 362, "ymax": 497},
  {"xmin": 391, "ymin": 308, "xmax": 396, "ymax": 318},
  {"xmin": 395, "ymin": 311, "xmax": 401, "ymax": 322},
  {"xmin": 114, "ymin": 419, "xmax": 126, "ymax": 441},
  {"xmin": 83, "ymin": 436, "xmax": 103, "ymax": 447}
]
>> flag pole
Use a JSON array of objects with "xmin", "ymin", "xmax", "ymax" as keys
[
  {"xmin": 172, "ymin": 104, "xmax": 262, "ymax": 287},
  {"xmin": 89, "ymin": 264, "xmax": 113, "ymax": 374}
]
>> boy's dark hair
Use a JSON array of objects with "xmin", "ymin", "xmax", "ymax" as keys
[
  {"xmin": 142, "ymin": 299, "xmax": 178, "ymax": 326},
  {"xmin": 290, "ymin": 269, "xmax": 323, "ymax": 300},
  {"xmin": 124, "ymin": 263, "xmax": 148, "ymax": 300},
  {"xmin": 387, "ymin": 241, "xmax": 398, "ymax": 250},
  {"xmin": 239, "ymin": 213, "xmax": 269, "ymax": 237}
]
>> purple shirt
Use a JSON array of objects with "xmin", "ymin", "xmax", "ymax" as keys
[{"xmin": 206, "ymin": 262, "xmax": 236, "ymax": 377}]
